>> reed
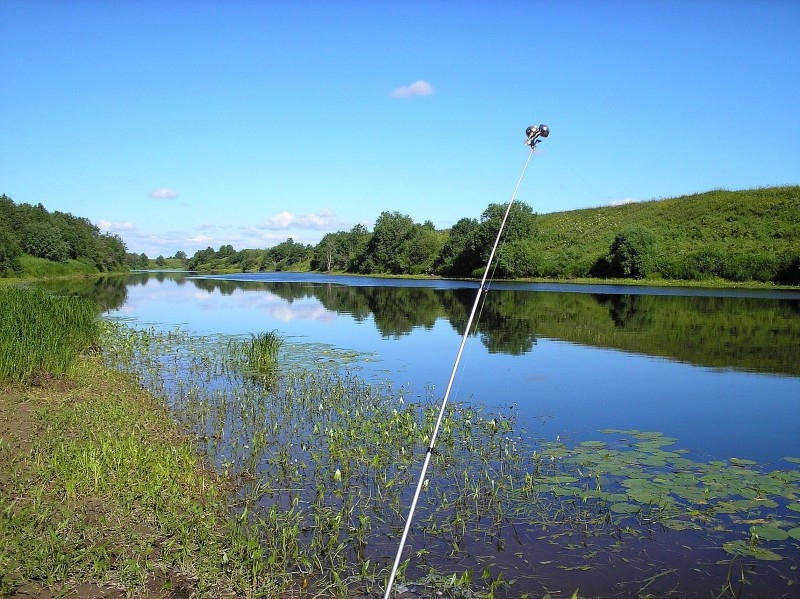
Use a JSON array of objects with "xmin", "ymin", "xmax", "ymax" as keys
[
  {"xmin": 226, "ymin": 330, "xmax": 283, "ymax": 377},
  {"xmin": 0, "ymin": 286, "xmax": 99, "ymax": 383}
]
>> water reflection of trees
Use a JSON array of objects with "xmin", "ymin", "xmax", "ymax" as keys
[
  {"xmin": 33, "ymin": 275, "xmax": 129, "ymax": 311},
  {"xmin": 121, "ymin": 275, "xmax": 800, "ymax": 375}
]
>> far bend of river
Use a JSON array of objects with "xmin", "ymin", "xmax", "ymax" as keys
[{"xmin": 57, "ymin": 271, "xmax": 800, "ymax": 465}]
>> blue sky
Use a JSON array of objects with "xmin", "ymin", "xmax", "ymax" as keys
[{"xmin": 2, "ymin": 0, "xmax": 798, "ymax": 258}]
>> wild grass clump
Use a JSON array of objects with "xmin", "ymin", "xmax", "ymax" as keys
[
  {"xmin": 226, "ymin": 331, "xmax": 282, "ymax": 377},
  {"xmin": 0, "ymin": 286, "xmax": 99, "ymax": 383}
]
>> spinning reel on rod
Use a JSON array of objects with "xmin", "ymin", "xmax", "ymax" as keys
[{"xmin": 524, "ymin": 124, "xmax": 549, "ymax": 149}]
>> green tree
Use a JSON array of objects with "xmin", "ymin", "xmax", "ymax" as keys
[
  {"xmin": 593, "ymin": 226, "xmax": 657, "ymax": 279},
  {"xmin": 21, "ymin": 221, "xmax": 71, "ymax": 263},
  {"xmin": 155, "ymin": 255, "xmax": 166, "ymax": 267},
  {"xmin": 478, "ymin": 202, "xmax": 537, "ymax": 257},
  {"xmin": 356, "ymin": 211, "xmax": 415, "ymax": 274},
  {"xmin": 312, "ymin": 232, "xmax": 346, "ymax": 272},
  {"xmin": 0, "ymin": 222, "xmax": 22, "ymax": 276},
  {"xmin": 266, "ymin": 238, "xmax": 312, "ymax": 270},
  {"xmin": 187, "ymin": 247, "xmax": 216, "ymax": 270},
  {"xmin": 435, "ymin": 217, "xmax": 481, "ymax": 276},
  {"xmin": 395, "ymin": 221, "xmax": 443, "ymax": 274}
]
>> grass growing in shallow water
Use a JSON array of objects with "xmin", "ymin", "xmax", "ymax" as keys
[
  {"xmin": 227, "ymin": 330, "xmax": 283, "ymax": 378},
  {"xmin": 98, "ymin": 320, "xmax": 800, "ymax": 599}
]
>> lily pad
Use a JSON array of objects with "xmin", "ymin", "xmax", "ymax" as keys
[
  {"xmin": 579, "ymin": 440, "xmax": 607, "ymax": 448},
  {"xmin": 723, "ymin": 540, "xmax": 782, "ymax": 560},
  {"xmin": 751, "ymin": 525, "xmax": 789, "ymax": 541},
  {"xmin": 610, "ymin": 502, "xmax": 640, "ymax": 514},
  {"xmin": 663, "ymin": 519, "xmax": 701, "ymax": 531},
  {"xmin": 788, "ymin": 527, "xmax": 800, "ymax": 541}
]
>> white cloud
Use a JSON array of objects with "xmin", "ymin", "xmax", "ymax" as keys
[
  {"xmin": 390, "ymin": 79, "xmax": 434, "ymax": 98},
  {"xmin": 260, "ymin": 208, "xmax": 342, "ymax": 231},
  {"xmin": 188, "ymin": 234, "xmax": 213, "ymax": 243},
  {"xmin": 148, "ymin": 188, "xmax": 178, "ymax": 199},
  {"xmin": 610, "ymin": 198, "xmax": 640, "ymax": 206},
  {"xmin": 97, "ymin": 219, "xmax": 135, "ymax": 231}
]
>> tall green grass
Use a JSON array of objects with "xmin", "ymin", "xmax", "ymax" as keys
[
  {"xmin": 0, "ymin": 286, "xmax": 99, "ymax": 382},
  {"xmin": 226, "ymin": 331, "xmax": 283, "ymax": 377}
]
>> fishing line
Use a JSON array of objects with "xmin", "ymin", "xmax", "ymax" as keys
[{"xmin": 382, "ymin": 124, "xmax": 549, "ymax": 599}]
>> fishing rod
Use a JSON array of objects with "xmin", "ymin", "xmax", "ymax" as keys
[{"xmin": 382, "ymin": 123, "xmax": 549, "ymax": 599}]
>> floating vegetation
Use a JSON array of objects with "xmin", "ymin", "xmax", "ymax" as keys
[{"xmin": 99, "ymin": 320, "xmax": 800, "ymax": 598}]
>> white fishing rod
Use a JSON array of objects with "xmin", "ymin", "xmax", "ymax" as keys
[{"xmin": 382, "ymin": 124, "xmax": 549, "ymax": 599}]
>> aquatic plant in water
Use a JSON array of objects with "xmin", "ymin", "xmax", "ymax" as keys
[
  {"xmin": 99, "ymin": 320, "xmax": 800, "ymax": 598},
  {"xmin": 226, "ymin": 330, "xmax": 283, "ymax": 378}
]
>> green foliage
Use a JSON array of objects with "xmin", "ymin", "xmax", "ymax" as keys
[
  {"xmin": 265, "ymin": 238, "xmax": 313, "ymax": 271},
  {"xmin": 15, "ymin": 255, "xmax": 98, "ymax": 278},
  {"xmin": 593, "ymin": 226, "xmax": 657, "ymax": 279},
  {"xmin": 0, "ymin": 286, "xmax": 99, "ymax": 382},
  {"xmin": 0, "ymin": 195, "xmax": 129, "ymax": 276},
  {"xmin": 434, "ymin": 217, "xmax": 481, "ymax": 276},
  {"xmin": 0, "ymin": 222, "xmax": 22, "ymax": 276},
  {"xmin": 126, "ymin": 252, "xmax": 150, "ymax": 269},
  {"xmin": 355, "ymin": 211, "xmax": 417, "ymax": 274},
  {"xmin": 532, "ymin": 186, "xmax": 799, "ymax": 283},
  {"xmin": 20, "ymin": 221, "xmax": 71, "ymax": 263}
]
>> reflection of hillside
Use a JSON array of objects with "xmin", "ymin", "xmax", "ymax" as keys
[
  {"xmin": 162, "ymin": 276, "xmax": 800, "ymax": 375},
  {"xmin": 34, "ymin": 275, "xmax": 129, "ymax": 311},
  {"xmin": 540, "ymin": 293, "xmax": 800, "ymax": 375}
]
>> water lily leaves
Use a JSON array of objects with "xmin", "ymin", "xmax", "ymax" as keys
[
  {"xmin": 788, "ymin": 527, "xmax": 800, "ymax": 541},
  {"xmin": 751, "ymin": 525, "xmax": 790, "ymax": 541},
  {"xmin": 787, "ymin": 503, "xmax": 800, "ymax": 513},
  {"xmin": 610, "ymin": 502, "xmax": 640, "ymax": 514},
  {"xmin": 579, "ymin": 440, "xmax": 607, "ymax": 448},
  {"xmin": 663, "ymin": 519, "xmax": 701, "ymax": 531},
  {"xmin": 783, "ymin": 457, "xmax": 800, "ymax": 464},
  {"xmin": 730, "ymin": 457, "xmax": 758, "ymax": 467},
  {"xmin": 723, "ymin": 540, "xmax": 782, "ymax": 561}
]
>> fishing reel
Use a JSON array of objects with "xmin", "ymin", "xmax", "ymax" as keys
[{"xmin": 524, "ymin": 124, "xmax": 549, "ymax": 148}]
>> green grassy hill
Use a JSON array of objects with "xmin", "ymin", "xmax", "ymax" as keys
[{"xmin": 529, "ymin": 186, "xmax": 799, "ymax": 283}]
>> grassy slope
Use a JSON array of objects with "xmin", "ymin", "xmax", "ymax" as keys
[{"xmin": 531, "ymin": 186, "xmax": 800, "ymax": 277}]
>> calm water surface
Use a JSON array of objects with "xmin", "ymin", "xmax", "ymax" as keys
[{"xmin": 100, "ymin": 271, "xmax": 800, "ymax": 464}]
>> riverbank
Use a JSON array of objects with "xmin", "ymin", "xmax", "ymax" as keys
[{"xmin": 0, "ymin": 356, "xmax": 269, "ymax": 598}]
